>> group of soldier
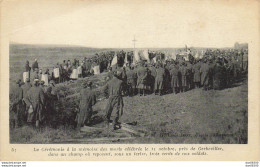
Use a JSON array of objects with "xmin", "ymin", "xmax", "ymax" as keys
[{"xmin": 10, "ymin": 48, "xmax": 248, "ymax": 130}]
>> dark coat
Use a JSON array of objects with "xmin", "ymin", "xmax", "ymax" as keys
[
  {"xmin": 154, "ymin": 67, "xmax": 165, "ymax": 90},
  {"xmin": 136, "ymin": 67, "xmax": 148, "ymax": 89},
  {"xmin": 126, "ymin": 69, "xmax": 137, "ymax": 88},
  {"xmin": 76, "ymin": 89, "xmax": 96, "ymax": 127},
  {"xmin": 193, "ymin": 63, "xmax": 201, "ymax": 83},
  {"xmin": 170, "ymin": 65, "xmax": 180, "ymax": 88},
  {"xmin": 180, "ymin": 65, "xmax": 188, "ymax": 87},
  {"xmin": 200, "ymin": 63, "xmax": 210, "ymax": 86},
  {"xmin": 24, "ymin": 86, "xmax": 45, "ymax": 122}
]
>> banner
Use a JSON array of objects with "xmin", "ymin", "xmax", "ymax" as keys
[
  {"xmin": 70, "ymin": 69, "xmax": 78, "ymax": 79},
  {"xmin": 77, "ymin": 66, "xmax": 82, "ymax": 75},
  {"xmin": 23, "ymin": 72, "xmax": 29, "ymax": 83},
  {"xmin": 143, "ymin": 49, "xmax": 149, "ymax": 61},
  {"xmin": 133, "ymin": 50, "xmax": 140, "ymax": 63},
  {"xmin": 111, "ymin": 54, "xmax": 117, "ymax": 66},
  {"xmin": 54, "ymin": 68, "xmax": 60, "ymax": 78},
  {"xmin": 41, "ymin": 74, "xmax": 49, "ymax": 86}
]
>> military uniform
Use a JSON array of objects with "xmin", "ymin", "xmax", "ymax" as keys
[
  {"xmin": 170, "ymin": 65, "xmax": 180, "ymax": 93},
  {"xmin": 126, "ymin": 69, "xmax": 137, "ymax": 96},
  {"xmin": 192, "ymin": 62, "xmax": 201, "ymax": 88},
  {"xmin": 10, "ymin": 82, "xmax": 24, "ymax": 128},
  {"xmin": 24, "ymin": 83, "xmax": 45, "ymax": 127},
  {"xmin": 76, "ymin": 87, "xmax": 96, "ymax": 128},
  {"xmin": 154, "ymin": 66, "xmax": 165, "ymax": 95},
  {"xmin": 180, "ymin": 64, "xmax": 188, "ymax": 92},
  {"xmin": 103, "ymin": 74, "xmax": 124, "ymax": 129},
  {"xmin": 200, "ymin": 62, "xmax": 210, "ymax": 90}
]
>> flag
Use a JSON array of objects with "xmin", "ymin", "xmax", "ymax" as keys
[
  {"xmin": 124, "ymin": 52, "xmax": 128, "ymax": 64},
  {"xmin": 54, "ymin": 68, "xmax": 60, "ymax": 78},
  {"xmin": 133, "ymin": 50, "xmax": 140, "ymax": 63},
  {"xmin": 143, "ymin": 49, "xmax": 149, "ymax": 62},
  {"xmin": 153, "ymin": 57, "xmax": 157, "ymax": 63},
  {"xmin": 111, "ymin": 54, "xmax": 117, "ymax": 66},
  {"xmin": 195, "ymin": 51, "xmax": 199, "ymax": 59}
]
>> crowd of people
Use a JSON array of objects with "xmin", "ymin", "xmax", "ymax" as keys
[{"xmin": 10, "ymin": 48, "xmax": 248, "ymax": 130}]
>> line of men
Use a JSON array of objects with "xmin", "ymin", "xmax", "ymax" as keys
[
  {"xmin": 108, "ymin": 49, "xmax": 247, "ymax": 97},
  {"xmin": 13, "ymin": 48, "xmax": 247, "ymax": 130}
]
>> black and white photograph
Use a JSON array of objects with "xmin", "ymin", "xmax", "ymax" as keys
[{"xmin": 8, "ymin": 0, "xmax": 249, "ymax": 145}]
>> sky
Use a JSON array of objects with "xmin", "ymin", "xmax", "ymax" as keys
[{"xmin": 2, "ymin": 0, "xmax": 258, "ymax": 48}]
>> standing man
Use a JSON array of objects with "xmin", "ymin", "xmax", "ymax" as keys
[
  {"xmin": 170, "ymin": 62, "xmax": 180, "ymax": 94},
  {"xmin": 24, "ymin": 60, "xmax": 31, "ymax": 82},
  {"xmin": 10, "ymin": 79, "xmax": 24, "ymax": 128},
  {"xmin": 200, "ymin": 59, "xmax": 210, "ymax": 90},
  {"xmin": 126, "ymin": 66, "xmax": 137, "ymax": 96},
  {"xmin": 24, "ymin": 79, "xmax": 45, "ymax": 128},
  {"xmin": 21, "ymin": 78, "xmax": 32, "ymax": 121},
  {"xmin": 76, "ymin": 81, "xmax": 96, "ymax": 129},
  {"xmin": 45, "ymin": 80, "xmax": 59, "ymax": 127},
  {"xmin": 154, "ymin": 64, "xmax": 165, "ymax": 96},
  {"xmin": 193, "ymin": 60, "xmax": 201, "ymax": 88},
  {"xmin": 180, "ymin": 62, "xmax": 188, "ymax": 92},
  {"xmin": 103, "ymin": 71, "xmax": 124, "ymax": 130},
  {"xmin": 137, "ymin": 62, "xmax": 148, "ymax": 96}
]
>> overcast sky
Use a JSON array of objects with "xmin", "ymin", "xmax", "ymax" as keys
[{"xmin": 3, "ymin": 0, "xmax": 258, "ymax": 48}]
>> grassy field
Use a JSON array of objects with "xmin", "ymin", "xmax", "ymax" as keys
[{"xmin": 9, "ymin": 44, "xmax": 248, "ymax": 144}]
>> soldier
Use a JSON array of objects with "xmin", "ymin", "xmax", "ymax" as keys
[
  {"xmin": 200, "ymin": 59, "xmax": 210, "ymax": 90},
  {"xmin": 32, "ymin": 59, "xmax": 39, "ymax": 72},
  {"xmin": 154, "ymin": 64, "xmax": 165, "ymax": 96},
  {"xmin": 180, "ymin": 62, "xmax": 188, "ymax": 92},
  {"xmin": 24, "ymin": 79, "xmax": 45, "ymax": 128},
  {"xmin": 24, "ymin": 60, "xmax": 31, "ymax": 81},
  {"xmin": 126, "ymin": 66, "xmax": 137, "ymax": 96},
  {"xmin": 45, "ymin": 80, "xmax": 59, "ymax": 127},
  {"xmin": 170, "ymin": 62, "xmax": 180, "ymax": 94},
  {"xmin": 213, "ymin": 59, "xmax": 225, "ymax": 90},
  {"xmin": 76, "ymin": 81, "xmax": 96, "ymax": 129},
  {"xmin": 136, "ymin": 62, "xmax": 149, "ymax": 96},
  {"xmin": 193, "ymin": 60, "xmax": 201, "ymax": 88},
  {"xmin": 103, "ymin": 71, "xmax": 124, "ymax": 130},
  {"xmin": 10, "ymin": 79, "xmax": 24, "ymax": 128},
  {"xmin": 186, "ymin": 61, "xmax": 193, "ymax": 90},
  {"xmin": 21, "ymin": 78, "xmax": 32, "ymax": 120},
  {"xmin": 121, "ymin": 67, "xmax": 128, "ymax": 96},
  {"xmin": 148, "ymin": 64, "xmax": 156, "ymax": 93}
]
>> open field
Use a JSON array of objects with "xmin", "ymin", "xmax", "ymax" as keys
[{"xmin": 9, "ymin": 44, "xmax": 248, "ymax": 144}]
